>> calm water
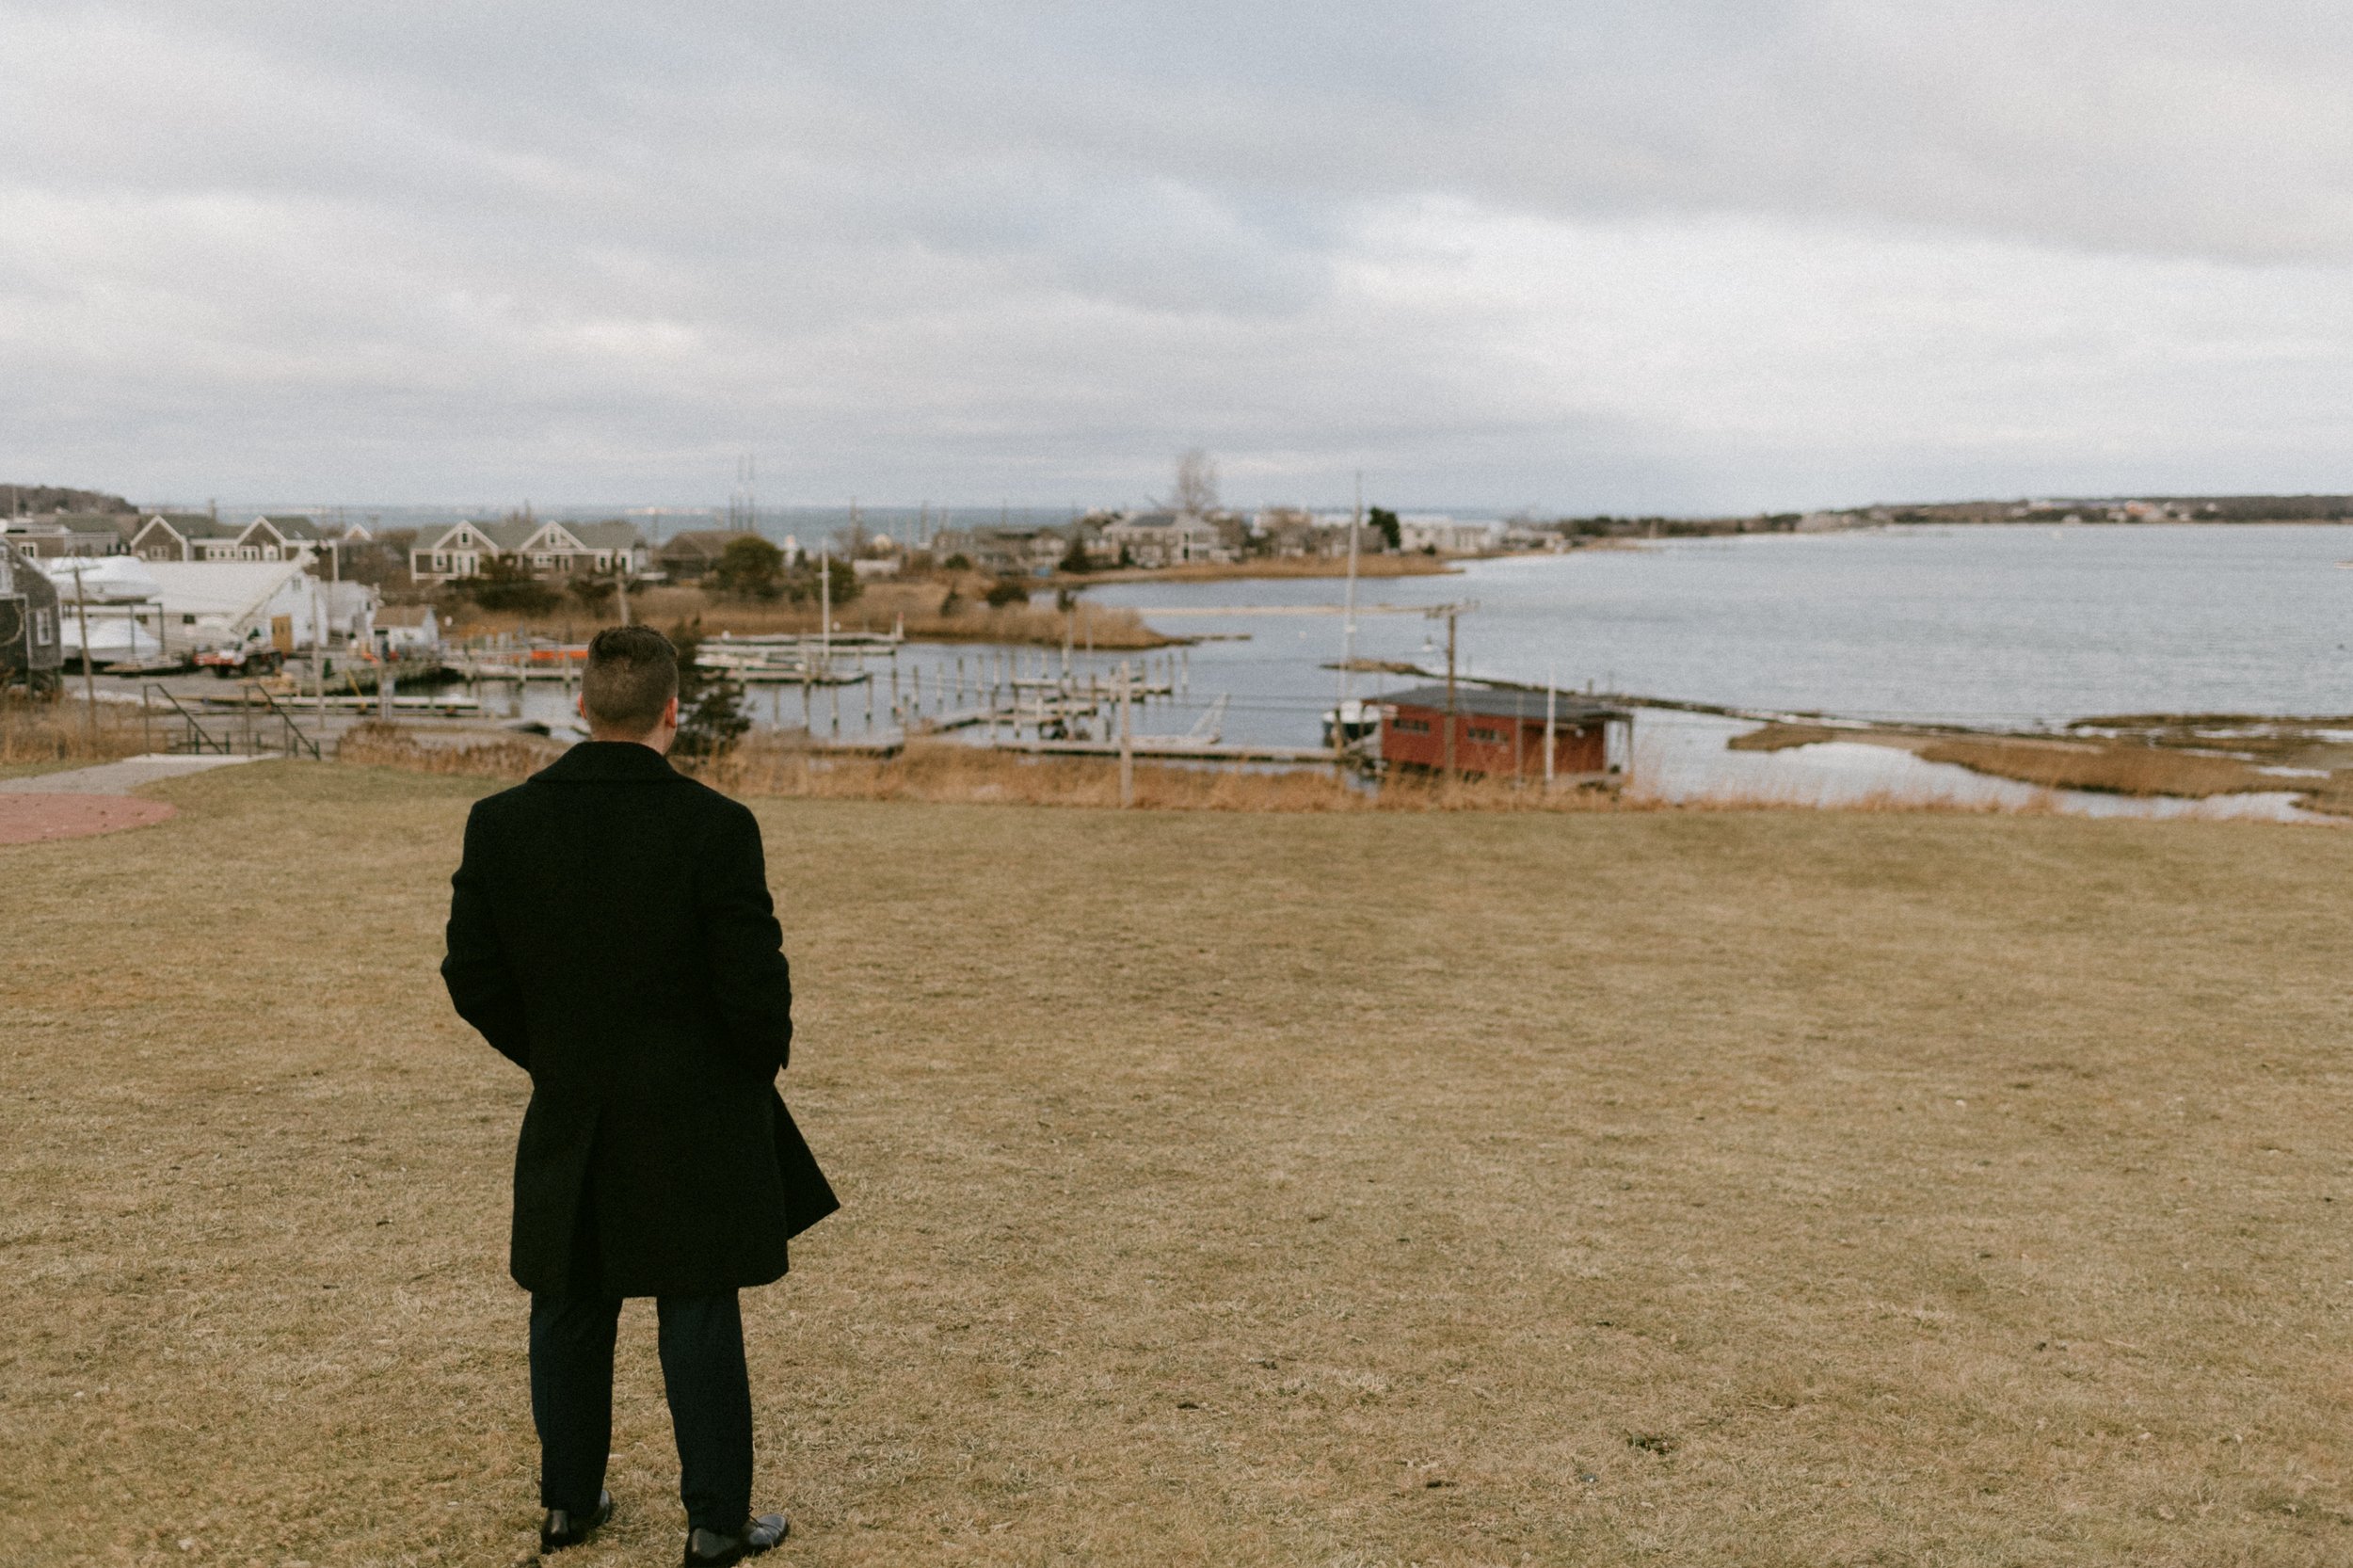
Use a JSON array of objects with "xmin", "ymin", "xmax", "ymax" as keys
[
  {"xmin": 1084, "ymin": 524, "xmax": 2353, "ymax": 728},
  {"xmin": 493, "ymin": 524, "xmax": 2346, "ymax": 817}
]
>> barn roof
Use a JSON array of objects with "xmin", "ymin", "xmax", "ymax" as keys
[{"xmin": 1380, "ymin": 684, "xmax": 1628, "ymax": 722}]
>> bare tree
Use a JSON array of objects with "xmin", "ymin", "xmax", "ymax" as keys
[{"xmin": 1167, "ymin": 448, "xmax": 1220, "ymax": 517}]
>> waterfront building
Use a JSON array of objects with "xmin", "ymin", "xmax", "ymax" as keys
[
  {"xmin": 129, "ymin": 512, "xmax": 327, "ymax": 563},
  {"xmin": 1377, "ymin": 684, "xmax": 1629, "ymax": 783},
  {"xmin": 654, "ymin": 530, "xmax": 742, "ymax": 581},
  {"xmin": 1395, "ymin": 516, "xmax": 1496, "ymax": 556},
  {"xmin": 408, "ymin": 519, "xmax": 649, "ymax": 584},
  {"xmin": 2, "ymin": 511, "xmax": 137, "ymax": 558},
  {"xmin": 373, "ymin": 603, "xmax": 441, "ymax": 658},
  {"xmin": 1, "ymin": 539, "xmax": 66, "ymax": 693},
  {"xmin": 1098, "ymin": 511, "xmax": 1230, "ymax": 567}
]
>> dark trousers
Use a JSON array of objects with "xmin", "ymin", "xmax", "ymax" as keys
[{"xmin": 529, "ymin": 1288, "xmax": 755, "ymax": 1534}]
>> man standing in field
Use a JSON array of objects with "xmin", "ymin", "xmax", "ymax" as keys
[{"xmin": 441, "ymin": 625, "xmax": 835, "ymax": 1565}]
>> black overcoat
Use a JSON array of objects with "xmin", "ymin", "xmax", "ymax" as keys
[{"xmin": 440, "ymin": 741, "xmax": 836, "ymax": 1298}]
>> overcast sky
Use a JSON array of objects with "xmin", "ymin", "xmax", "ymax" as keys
[{"xmin": 8, "ymin": 2, "xmax": 2353, "ymax": 513}]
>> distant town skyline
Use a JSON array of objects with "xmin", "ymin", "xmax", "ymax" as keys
[{"xmin": 9, "ymin": 5, "xmax": 2353, "ymax": 512}]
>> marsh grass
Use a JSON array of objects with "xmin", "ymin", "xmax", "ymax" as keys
[
  {"xmin": 1076, "ymin": 554, "xmax": 1455, "ymax": 584},
  {"xmin": 705, "ymin": 738, "xmax": 1641, "ymax": 814},
  {"xmin": 441, "ymin": 583, "xmax": 1170, "ymax": 650},
  {"xmin": 1917, "ymin": 738, "xmax": 2275, "ymax": 798},
  {"xmin": 5, "ymin": 765, "xmax": 2352, "ymax": 1564},
  {"xmin": 333, "ymin": 721, "xmax": 561, "ymax": 780},
  {"xmin": 0, "ymin": 696, "xmax": 152, "ymax": 766},
  {"xmin": 1733, "ymin": 723, "xmax": 2300, "ymax": 804}
]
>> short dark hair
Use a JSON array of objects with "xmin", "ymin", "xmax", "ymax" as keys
[{"xmin": 581, "ymin": 626, "xmax": 679, "ymax": 735}]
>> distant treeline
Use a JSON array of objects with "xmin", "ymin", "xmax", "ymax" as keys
[
  {"xmin": 1549, "ymin": 495, "xmax": 2353, "ymax": 536},
  {"xmin": 2, "ymin": 483, "xmax": 136, "ymax": 516},
  {"xmin": 1550, "ymin": 513, "xmax": 1813, "ymax": 537},
  {"xmin": 1874, "ymin": 496, "xmax": 2353, "ymax": 523}
]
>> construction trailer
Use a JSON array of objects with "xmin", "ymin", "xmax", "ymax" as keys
[
  {"xmin": 1376, "ymin": 683, "xmax": 1631, "ymax": 785},
  {"xmin": 0, "ymin": 540, "xmax": 65, "ymax": 694}
]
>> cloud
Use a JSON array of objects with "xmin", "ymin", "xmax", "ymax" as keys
[{"xmin": 6, "ymin": 1, "xmax": 2353, "ymax": 508}]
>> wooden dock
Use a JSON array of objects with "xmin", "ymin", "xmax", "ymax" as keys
[{"xmin": 998, "ymin": 738, "xmax": 1344, "ymax": 764}]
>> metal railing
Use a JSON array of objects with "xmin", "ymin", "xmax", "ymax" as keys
[
  {"xmin": 141, "ymin": 683, "xmax": 230, "ymax": 755},
  {"xmin": 244, "ymin": 680, "xmax": 323, "ymax": 760},
  {"xmin": 140, "ymin": 681, "xmax": 321, "ymax": 760}
]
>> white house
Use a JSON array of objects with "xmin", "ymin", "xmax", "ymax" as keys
[
  {"xmin": 373, "ymin": 603, "xmax": 440, "ymax": 657},
  {"xmin": 1098, "ymin": 511, "xmax": 1230, "ymax": 567},
  {"xmin": 136, "ymin": 561, "xmax": 378, "ymax": 657},
  {"xmin": 1397, "ymin": 516, "xmax": 1495, "ymax": 555}
]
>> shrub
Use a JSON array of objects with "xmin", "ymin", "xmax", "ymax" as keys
[
  {"xmin": 785, "ymin": 555, "xmax": 860, "ymax": 607},
  {"xmin": 712, "ymin": 535, "xmax": 786, "ymax": 600},
  {"xmin": 567, "ymin": 575, "xmax": 616, "ymax": 611},
  {"xmin": 667, "ymin": 620, "xmax": 750, "ymax": 758},
  {"xmin": 460, "ymin": 556, "xmax": 559, "ymax": 613}
]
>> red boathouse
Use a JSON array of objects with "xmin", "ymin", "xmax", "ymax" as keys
[{"xmin": 1376, "ymin": 684, "xmax": 1631, "ymax": 784}]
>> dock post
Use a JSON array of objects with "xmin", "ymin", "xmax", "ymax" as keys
[
  {"xmin": 1118, "ymin": 660, "xmax": 1134, "ymax": 808},
  {"xmin": 1513, "ymin": 688, "xmax": 1526, "ymax": 788}
]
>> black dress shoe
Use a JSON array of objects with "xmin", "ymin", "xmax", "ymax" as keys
[
  {"xmin": 540, "ymin": 1490, "xmax": 613, "ymax": 1554},
  {"xmin": 683, "ymin": 1511, "xmax": 788, "ymax": 1564}
]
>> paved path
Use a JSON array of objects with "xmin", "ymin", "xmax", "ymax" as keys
[
  {"xmin": 0, "ymin": 755, "xmax": 259, "ymax": 843},
  {"xmin": 0, "ymin": 754, "xmax": 257, "ymax": 796}
]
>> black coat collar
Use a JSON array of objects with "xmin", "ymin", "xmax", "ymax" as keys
[{"xmin": 535, "ymin": 740, "xmax": 681, "ymax": 784}]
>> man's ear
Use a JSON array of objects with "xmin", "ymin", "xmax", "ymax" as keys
[
  {"xmin": 664, "ymin": 694, "xmax": 680, "ymax": 728},
  {"xmin": 575, "ymin": 694, "xmax": 586, "ymax": 720}
]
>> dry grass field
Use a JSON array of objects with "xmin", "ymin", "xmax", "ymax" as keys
[
  {"xmin": 6, "ymin": 765, "xmax": 2353, "ymax": 1565},
  {"xmin": 334, "ymin": 728, "xmax": 1647, "ymax": 816}
]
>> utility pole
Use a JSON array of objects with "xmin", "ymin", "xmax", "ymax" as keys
[
  {"xmin": 66, "ymin": 560, "xmax": 95, "ymax": 745},
  {"xmin": 313, "ymin": 572, "xmax": 327, "ymax": 740},
  {"xmin": 1343, "ymin": 470, "xmax": 1362, "ymax": 697},
  {"xmin": 1118, "ymin": 658, "xmax": 1134, "ymax": 808},
  {"xmin": 615, "ymin": 553, "xmax": 631, "ymax": 626},
  {"xmin": 1422, "ymin": 600, "xmax": 1477, "ymax": 790},
  {"xmin": 1444, "ymin": 608, "xmax": 1457, "ymax": 786},
  {"xmin": 819, "ymin": 544, "xmax": 831, "ymax": 670},
  {"xmin": 1545, "ymin": 664, "xmax": 1558, "ymax": 792},
  {"xmin": 318, "ymin": 536, "xmax": 340, "ymax": 738}
]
